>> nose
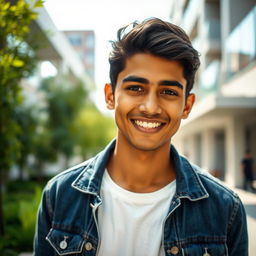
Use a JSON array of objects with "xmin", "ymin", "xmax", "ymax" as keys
[{"xmin": 139, "ymin": 92, "xmax": 162, "ymax": 115}]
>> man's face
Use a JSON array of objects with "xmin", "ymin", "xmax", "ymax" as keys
[{"xmin": 105, "ymin": 53, "xmax": 195, "ymax": 152}]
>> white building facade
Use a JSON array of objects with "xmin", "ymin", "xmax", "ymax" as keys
[{"xmin": 170, "ymin": 0, "xmax": 256, "ymax": 188}]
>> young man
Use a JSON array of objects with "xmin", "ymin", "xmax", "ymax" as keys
[{"xmin": 34, "ymin": 18, "xmax": 248, "ymax": 256}]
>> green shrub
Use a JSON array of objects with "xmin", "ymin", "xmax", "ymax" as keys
[
  {"xmin": 17, "ymin": 186, "xmax": 42, "ymax": 248},
  {"xmin": 0, "ymin": 183, "xmax": 42, "ymax": 254}
]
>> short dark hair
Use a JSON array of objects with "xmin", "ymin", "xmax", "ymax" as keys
[{"xmin": 109, "ymin": 18, "xmax": 200, "ymax": 95}]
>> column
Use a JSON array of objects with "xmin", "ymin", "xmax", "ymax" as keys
[
  {"xmin": 201, "ymin": 129, "xmax": 215, "ymax": 172},
  {"xmin": 224, "ymin": 117, "xmax": 245, "ymax": 187}
]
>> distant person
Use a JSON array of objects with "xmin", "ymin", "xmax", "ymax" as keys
[
  {"xmin": 34, "ymin": 18, "xmax": 248, "ymax": 255},
  {"xmin": 241, "ymin": 150, "xmax": 255, "ymax": 192}
]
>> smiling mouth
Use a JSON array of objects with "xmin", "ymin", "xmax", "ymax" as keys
[{"xmin": 131, "ymin": 119, "xmax": 165, "ymax": 132}]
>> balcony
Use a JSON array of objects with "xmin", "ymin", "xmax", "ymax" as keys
[
  {"xmin": 225, "ymin": 6, "xmax": 256, "ymax": 80},
  {"xmin": 197, "ymin": 60, "xmax": 220, "ymax": 99},
  {"xmin": 203, "ymin": 18, "xmax": 221, "ymax": 57},
  {"xmin": 182, "ymin": 0, "xmax": 200, "ymax": 34}
]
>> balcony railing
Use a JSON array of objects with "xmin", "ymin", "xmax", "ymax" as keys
[
  {"xmin": 225, "ymin": 6, "xmax": 256, "ymax": 79},
  {"xmin": 197, "ymin": 60, "xmax": 220, "ymax": 99}
]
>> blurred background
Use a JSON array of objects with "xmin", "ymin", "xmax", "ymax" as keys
[{"xmin": 0, "ymin": 0, "xmax": 255, "ymax": 255}]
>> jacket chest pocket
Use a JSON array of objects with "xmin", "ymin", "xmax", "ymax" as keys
[
  {"xmin": 182, "ymin": 243, "xmax": 228, "ymax": 256},
  {"xmin": 46, "ymin": 228, "xmax": 97, "ymax": 255}
]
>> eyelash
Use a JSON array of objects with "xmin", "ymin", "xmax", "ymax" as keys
[
  {"xmin": 125, "ymin": 85, "xmax": 178, "ymax": 97},
  {"xmin": 161, "ymin": 89, "xmax": 178, "ymax": 96},
  {"xmin": 125, "ymin": 85, "xmax": 143, "ymax": 92}
]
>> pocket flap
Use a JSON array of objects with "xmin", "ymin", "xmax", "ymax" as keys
[
  {"xmin": 46, "ymin": 228, "xmax": 85, "ymax": 255},
  {"xmin": 183, "ymin": 243, "xmax": 227, "ymax": 255}
]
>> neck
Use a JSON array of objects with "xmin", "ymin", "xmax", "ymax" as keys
[{"xmin": 107, "ymin": 137, "xmax": 176, "ymax": 193}]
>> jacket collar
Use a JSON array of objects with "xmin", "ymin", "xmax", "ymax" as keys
[{"xmin": 72, "ymin": 139, "xmax": 209, "ymax": 201}]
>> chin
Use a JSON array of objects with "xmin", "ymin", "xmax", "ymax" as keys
[{"xmin": 128, "ymin": 139, "xmax": 170, "ymax": 152}]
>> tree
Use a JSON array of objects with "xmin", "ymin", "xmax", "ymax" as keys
[
  {"xmin": 73, "ymin": 105, "xmax": 116, "ymax": 159},
  {"xmin": 40, "ymin": 76, "xmax": 89, "ymax": 168},
  {"xmin": 15, "ymin": 105, "xmax": 38, "ymax": 180},
  {"xmin": 40, "ymin": 76, "xmax": 116, "ymax": 168},
  {"xmin": 0, "ymin": 0, "xmax": 43, "ymax": 235}
]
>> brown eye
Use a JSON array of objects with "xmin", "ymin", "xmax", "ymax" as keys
[
  {"xmin": 126, "ymin": 85, "xmax": 143, "ymax": 92},
  {"xmin": 161, "ymin": 89, "xmax": 178, "ymax": 96}
]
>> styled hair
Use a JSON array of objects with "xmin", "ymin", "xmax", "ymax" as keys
[{"xmin": 109, "ymin": 18, "xmax": 200, "ymax": 95}]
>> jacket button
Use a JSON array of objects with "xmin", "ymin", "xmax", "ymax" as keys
[
  {"xmin": 59, "ymin": 240, "xmax": 67, "ymax": 249},
  {"xmin": 203, "ymin": 248, "xmax": 211, "ymax": 256},
  {"xmin": 59, "ymin": 236, "xmax": 69, "ymax": 249},
  {"xmin": 169, "ymin": 246, "xmax": 179, "ymax": 255},
  {"xmin": 85, "ymin": 242, "xmax": 93, "ymax": 251}
]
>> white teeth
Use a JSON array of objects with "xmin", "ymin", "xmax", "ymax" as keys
[{"xmin": 134, "ymin": 120, "xmax": 162, "ymax": 128}]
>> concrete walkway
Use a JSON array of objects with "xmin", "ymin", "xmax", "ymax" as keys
[{"xmin": 232, "ymin": 187, "xmax": 256, "ymax": 256}]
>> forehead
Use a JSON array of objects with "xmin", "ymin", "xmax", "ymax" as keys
[{"xmin": 116, "ymin": 53, "xmax": 186, "ymax": 86}]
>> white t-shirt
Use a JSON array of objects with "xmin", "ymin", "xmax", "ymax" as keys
[{"xmin": 97, "ymin": 169, "xmax": 176, "ymax": 256}]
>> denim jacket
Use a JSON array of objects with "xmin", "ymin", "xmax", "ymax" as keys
[{"xmin": 34, "ymin": 140, "xmax": 248, "ymax": 256}]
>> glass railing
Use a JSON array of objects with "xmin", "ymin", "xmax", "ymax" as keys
[
  {"xmin": 225, "ymin": 6, "xmax": 256, "ymax": 79},
  {"xmin": 204, "ymin": 18, "xmax": 220, "ymax": 40},
  {"xmin": 197, "ymin": 60, "xmax": 220, "ymax": 99},
  {"xmin": 183, "ymin": 0, "xmax": 198, "ymax": 30}
]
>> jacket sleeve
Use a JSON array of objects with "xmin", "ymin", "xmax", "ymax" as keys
[
  {"xmin": 227, "ymin": 195, "xmax": 248, "ymax": 255},
  {"xmin": 33, "ymin": 184, "xmax": 55, "ymax": 256}
]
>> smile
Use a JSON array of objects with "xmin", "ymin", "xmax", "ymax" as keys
[
  {"xmin": 131, "ymin": 119, "xmax": 165, "ymax": 133},
  {"xmin": 134, "ymin": 120, "xmax": 162, "ymax": 128}
]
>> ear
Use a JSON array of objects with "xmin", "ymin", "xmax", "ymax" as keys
[
  {"xmin": 104, "ymin": 83, "xmax": 115, "ymax": 110},
  {"xmin": 182, "ymin": 93, "xmax": 195, "ymax": 119}
]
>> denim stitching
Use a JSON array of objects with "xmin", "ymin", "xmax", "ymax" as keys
[{"xmin": 227, "ymin": 195, "xmax": 240, "ymax": 233}]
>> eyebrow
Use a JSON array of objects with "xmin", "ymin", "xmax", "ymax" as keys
[
  {"xmin": 159, "ymin": 80, "xmax": 184, "ymax": 89},
  {"xmin": 123, "ymin": 76, "xmax": 148, "ymax": 84},
  {"xmin": 122, "ymin": 75, "xmax": 184, "ymax": 90}
]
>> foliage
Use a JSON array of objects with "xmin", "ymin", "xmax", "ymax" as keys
[
  {"xmin": 0, "ymin": 181, "xmax": 43, "ymax": 255},
  {"xmin": 40, "ymin": 76, "xmax": 89, "ymax": 166},
  {"xmin": 37, "ymin": 76, "xmax": 116, "ymax": 165},
  {"xmin": 17, "ymin": 186, "xmax": 42, "ymax": 246},
  {"xmin": 0, "ymin": 0, "xmax": 43, "ymax": 173},
  {"xmin": 0, "ymin": 0, "xmax": 43, "ymax": 236},
  {"xmin": 73, "ymin": 105, "xmax": 116, "ymax": 158},
  {"xmin": 15, "ymin": 105, "xmax": 38, "ymax": 179},
  {"xmin": 0, "ymin": 0, "xmax": 116, "ymax": 252}
]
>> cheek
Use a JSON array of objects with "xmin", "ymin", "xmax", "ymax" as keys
[
  {"xmin": 114, "ymin": 97, "xmax": 131, "ymax": 119},
  {"xmin": 167, "ymin": 103, "xmax": 185, "ymax": 118},
  {"xmin": 115, "ymin": 94, "xmax": 139, "ymax": 113}
]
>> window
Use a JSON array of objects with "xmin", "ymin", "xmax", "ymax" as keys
[{"xmin": 68, "ymin": 34, "xmax": 82, "ymax": 46}]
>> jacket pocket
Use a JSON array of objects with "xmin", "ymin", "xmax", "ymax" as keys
[
  {"xmin": 46, "ymin": 228, "xmax": 90, "ymax": 255},
  {"xmin": 182, "ymin": 243, "xmax": 228, "ymax": 256}
]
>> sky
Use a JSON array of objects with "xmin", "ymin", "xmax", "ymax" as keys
[{"xmin": 43, "ymin": 0, "xmax": 173, "ymax": 112}]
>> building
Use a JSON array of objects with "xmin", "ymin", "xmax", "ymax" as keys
[
  {"xmin": 170, "ymin": 0, "xmax": 256, "ymax": 188},
  {"xmin": 63, "ymin": 30, "xmax": 95, "ymax": 80}
]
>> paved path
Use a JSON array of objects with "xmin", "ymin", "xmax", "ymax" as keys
[{"xmin": 232, "ymin": 187, "xmax": 256, "ymax": 256}]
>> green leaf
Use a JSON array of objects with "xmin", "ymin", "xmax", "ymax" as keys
[
  {"xmin": 29, "ymin": 13, "xmax": 37, "ymax": 21},
  {"xmin": 10, "ymin": 6, "xmax": 17, "ymax": 12},
  {"xmin": 34, "ymin": 0, "xmax": 44, "ymax": 8},
  {"xmin": 2, "ymin": 2, "xmax": 10, "ymax": 10},
  {"xmin": 12, "ymin": 59, "xmax": 25, "ymax": 67}
]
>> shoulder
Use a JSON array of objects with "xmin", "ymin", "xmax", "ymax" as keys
[
  {"xmin": 190, "ymin": 162, "xmax": 247, "ymax": 229},
  {"xmin": 190, "ymin": 162, "xmax": 242, "ymax": 206}
]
